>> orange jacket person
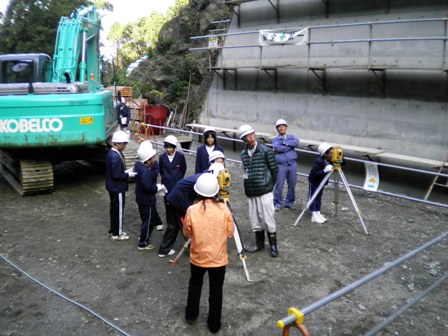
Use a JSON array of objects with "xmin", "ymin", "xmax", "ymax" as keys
[{"xmin": 183, "ymin": 173, "xmax": 234, "ymax": 334}]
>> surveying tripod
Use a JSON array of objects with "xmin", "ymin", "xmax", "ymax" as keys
[
  {"xmin": 293, "ymin": 147, "xmax": 369, "ymax": 235},
  {"xmin": 217, "ymin": 169, "xmax": 253, "ymax": 282}
]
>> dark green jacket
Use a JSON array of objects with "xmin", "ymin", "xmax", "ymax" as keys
[{"xmin": 240, "ymin": 142, "xmax": 278, "ymax": 197}]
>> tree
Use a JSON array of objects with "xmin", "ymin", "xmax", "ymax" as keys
[
  {"xmin": 106, "ymin": 0, "xmax": 188, "ymax": 70},
  {"xmin": 0, "ymin": 0, "xmax": 93, "ymax": 55}
]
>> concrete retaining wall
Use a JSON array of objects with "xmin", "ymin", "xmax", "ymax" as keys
[{"xmin": 197, "ymin": 1, "xmax": 448, "ymax": 162}]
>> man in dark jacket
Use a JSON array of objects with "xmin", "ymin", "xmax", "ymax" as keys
[
  {"xmin": 117, "ymin": 97, "xmax": 131, "ymax": 132},
  {"xmin": 106, "ymin": 130, "xmax": 136, "ymax": 241},
  {"xmin": 239, "ymin": 124, "xmax": 279, "ymax": 257},
  {"xmin": 134, "ymin": 143, "xmax": 164, "ymax": 250},
  {"xmin": 158, "ymin": 174, "xmax": 201, "ymax": 258}
]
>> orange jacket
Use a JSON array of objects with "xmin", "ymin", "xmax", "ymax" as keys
[{"xmin": 183, "ymin": 199, "xmax": 234, "ymax": 268}]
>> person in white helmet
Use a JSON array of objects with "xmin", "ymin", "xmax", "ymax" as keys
[
  {"xmin": 308, "ymin": 142, "xmax": 334, "ymax": 224},
  {"xmin": 159, "ymin": 135, "xmax": 187, "ymax": 193},
  {"xmin": 159, "ymin": 134, "xmax": 187, "ymax": 238},
  {"xmin": 238, "ymin": 124, "xmax": 279, "ymax": 257},
  {"xmin": 157, "ymin": 173, "xmax": 201, "ymax": 258},
  {"xmin": 183, "ymin": 173, "xmax": 234, "ymax": 333},
  {"xmin": 195, "ymin": 127, "xmax": 224, "ymax": 174},
  {"xmin": 134, "ymin": 142, "xmax": 165, "ymax": 250},
  {"xmin": 272, "ymin": 119, "xmax": 299, "ymax": 211},
  {"xmin": 138, "ymin": 141, "xmax": 164, "ymax": 231},
  {"xmin": 106, "ymin": 130, "xmax": 136, "ymax": 241},
  {"xmin": 208, "ymin": 150, "xmax": 225, "ymax": 166}
]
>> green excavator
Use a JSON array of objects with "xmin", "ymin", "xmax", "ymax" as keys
[{"xmin": 0, "ymin": 5, "xmax": 118, "ymax": 195}]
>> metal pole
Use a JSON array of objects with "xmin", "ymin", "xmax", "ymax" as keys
[
  {"xmin": 293, "ymin": 172, "xmax": 332, "ymax": 226},
  {"xmin": 363, "ymin": 272, "xmax": 448, "ymax": 336},
  {"xmin": 277, "ymin": 230, "xmax": 448, "ymax": 327},
  {"xmin": 334, "ymin": 171, "xmax": 339, "ymax": 217},
  {"xmin": 338, "ymin": 169, "xmax": 369, "ymax": 234},
  {"xmin": 225, "ymin": 201, "xmax": 252, "ymax": 282}
]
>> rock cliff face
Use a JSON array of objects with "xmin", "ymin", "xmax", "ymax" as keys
[{"xmin": 130, "ymin": 0, "xmax": 230, "ymax": 126}]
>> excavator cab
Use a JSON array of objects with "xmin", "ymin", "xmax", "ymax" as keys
[{"xmin": 0, "ymin": 53, "xmax": 52, "ymax": 84}]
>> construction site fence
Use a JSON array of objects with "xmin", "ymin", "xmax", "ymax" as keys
[
  {"xmin": 277, "ymin": 230, "xmax": 448, "ymax": 335},
  {"xmin": 132, "ymin": 124, "xmax": 448, "ymax": 209}
]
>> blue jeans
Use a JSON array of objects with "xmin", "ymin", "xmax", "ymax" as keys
[{"xmin": 274, "ymin": 162, "xmax": 297, "ymax": 208}]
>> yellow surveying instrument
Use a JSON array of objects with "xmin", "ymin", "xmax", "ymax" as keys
[
  {"xmin": 217, "ymin": 168, "xmax": 231, "ymax": 202},
  {"xmin": 293, "ymin": 146, "xmax": 368, "ymax": 235}
]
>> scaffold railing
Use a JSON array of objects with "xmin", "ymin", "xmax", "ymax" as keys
[
  {"xmin": 136, "ymin": 124, "xmax": 448, "ymax": 208},
  {"xmin": 190, "ymin": 17, "xmax": 448, "ymax": 71}
]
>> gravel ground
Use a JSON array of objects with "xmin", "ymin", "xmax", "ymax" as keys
[{"xmin": 0, "ymin": 150, "xmax": 447, "ymax": 336}]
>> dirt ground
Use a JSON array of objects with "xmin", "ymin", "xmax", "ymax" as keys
[{"xmin": 0, "ymin": 149, "xmax": 447, "ymax": 336}]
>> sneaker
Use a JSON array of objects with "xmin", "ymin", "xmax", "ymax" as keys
[
  {"xmin": 311, "ymin": 212, "xmax": 325, "ymax": 224},
  {"xmin": 156, "ymin": 225, "xmax": 164, "ymax": 231},
  {"xmin": 138, "ymin": 244, "xmax": 155, "ymax": 250},
  {"xmin": 317, "ymin": 212, "xmax": 327, "ymax": 222},
  {"xmin": 318, "ymin": 212, "xmax": 327, "ymax": 221},
  {"xmin": 111, "ymin": 234, "xmax": 130, "ymax": 241},
  {"xmin": 158, "ymin": 249, "xmax": 176, "ymax": 258},
  {"xmin": 275, "ymin": 207, "xmax": 281, "ymax": 211},
  {"xmin": 286, "ymin": 205, "xmax": 296, "ymax": 210},
  {"xmin": 110, "ymin": 231, "xmax": 126, "ymax": 236}
]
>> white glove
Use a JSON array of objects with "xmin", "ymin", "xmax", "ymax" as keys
[
  {"xmin": 157, "ymin": 184, "xmax": 168, "ymax": 195},
  {"xmin": 125, "ymin": 168, "xmax": 137, "ymax": 178},
  {"xmin": 324, "ymin": 164, "xmax": 333, "ymax": 173}
]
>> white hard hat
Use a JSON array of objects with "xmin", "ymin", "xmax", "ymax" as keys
[
  {"xmin": 208, "ymin": 150, "xmax": 225, "ymax": 164},
  {"xmin": 203, "ymin": 127, "xmax": 216, "ymax": 135},
  {"xmin": 194, "ymin": 173, "xmax": 219, "ymax": 197},
  {"xmin": 137, "ymin": 146, "xmax": 156, "ymax": 163},
  {"xmin": 138, "ymin": 140, "xmax": 153, "ymax": 151},
  {"xmin": 208, "ymin": 162, "xmax": 225, "ymax": 176},
  {"xmin": 318, "ymin": 142, "xmax": 332, "ymax": 156},
  {"xmin": 275, "ymin": 119, "xmax": 288, "ymax": 127},
  {"xmin": 238, "ymin": 124, "xmax": 255, "ymax": 139},
  {"xmin": 112, "ymin": 130, "xmax": 129, "ymax": 143},
  {"xmin": 164, "ymin": 135, "xmax": 178, "ymax": 147}
]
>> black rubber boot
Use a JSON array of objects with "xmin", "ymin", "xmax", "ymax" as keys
[
  {"xmin": 246, "ymin": 230, "xmax": 265, "ymax": 253},
  {"xmin": 268, "ymin": 232, "xmax": 278, "ymax": 257}
]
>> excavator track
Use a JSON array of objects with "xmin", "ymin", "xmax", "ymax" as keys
[{"xmin": 0, "ymin": 150, "xmax": 54, "ymax": 196}]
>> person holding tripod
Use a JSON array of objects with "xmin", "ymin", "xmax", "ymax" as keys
[{"xmin": 308, "ymin": 142, "xmax": 334, "ymax": 224}]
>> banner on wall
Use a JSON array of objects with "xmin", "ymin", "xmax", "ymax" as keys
[
  {"xmin": 259, "ymin": 27, "xmax": 308, "ymax": 46},
  {"xmin": 208, "ymin": 35, "xmax": 221, "ymax": 49},
  {"xmin": 363, "ymin": 162, "xmax": 380, "ymax": 191}
]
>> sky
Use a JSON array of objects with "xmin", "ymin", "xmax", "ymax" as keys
[{"xmin": 0, "ymin": 0, "xmax": 176, "ymax": 56}]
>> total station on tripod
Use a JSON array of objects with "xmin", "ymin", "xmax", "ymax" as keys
[
  {"xmin": 217, "ymin": 168, "xmax": 231, "ymax": 201},
  {"xmin": 330, "ymin": 146, "xmax": 344, "ymax": 168}
]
